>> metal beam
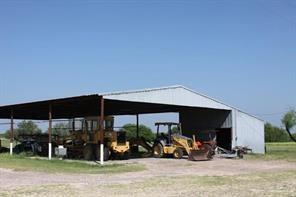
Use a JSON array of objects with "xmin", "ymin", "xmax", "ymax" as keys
[
  {"xmin": 99, "ymin": 97, "xmax": 104, "ymax": 165},
  {"xmin": 136, "ymin": 114, "xmax": 140, "ymax": 152},
  {"xmin": 72, "ymin": 118, "xmax": 75, "ymax": 131},
  {"xmin": 10, "ymin": 109, "xmax": 13, "ymax": 155},
  {"xmin": 48, "ymin": 104, "xmax": 52, "ymax": 160},
  {"xmin": 136, "ymin": 114, "xmax": 139, "ymax": 139}
]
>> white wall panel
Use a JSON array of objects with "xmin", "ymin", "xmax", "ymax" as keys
[{"xmin": 234, "ymin": 110, "xmax": 265, "ymax": 154}]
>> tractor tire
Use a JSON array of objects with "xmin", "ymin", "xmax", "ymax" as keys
[
  {"xmin": 153, "ymin": 143, "xmax": 164, "ymax": 158},
  {"xmin": 205, "ymin": 143, "xmax": 215, "ymax": 157},
  {"xmin": 103, "ymin": 147, "xmax": 110, "ymax": 161},
  {"xmin": 173, "ymin": 147, "xmax": 183, "ymax": 159},
  {"xmin": 95, "ymin": 146, "xmax": 110, "ymax": 161},
  {"xmin": 83, "ymin": 144, "xmax": 94, "ymax": 161},
  {"xmin": 122, "ymin": 151, "xmax": 130, "ymax": 160},
  {"xmin": 115, "ymin": 151, "xmax": 130, "ymax": 160},
  {"xmin": 201, "ymin": 144, "xmax": 213, "ymax": 159},
  {"xmin": 237, "ymin": 150, "xmax": 244, "ymax": 159}
]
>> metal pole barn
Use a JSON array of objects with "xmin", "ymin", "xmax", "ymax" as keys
[
  {"xmin": 99, "ymin": 97, "xmax": 105, "ymax": 165},
  {"xmin": 48, "ymin": 104, "xmax": 52, "ymax": 160},
  {"xmin": 10, "ymin": 109, "xmax": 14, "ymax": 155}
]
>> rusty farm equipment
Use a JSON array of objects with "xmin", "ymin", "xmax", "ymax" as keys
[{"xmin": 63, "ymin": 116, "xmax": 130, "ymax": 161}]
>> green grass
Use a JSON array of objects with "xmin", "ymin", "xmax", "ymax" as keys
[
  {"xmin": 245, "ymin": 142, "xmax": 296, "ymax": 162},
  {"xmin": 0, "ymin": 153, "xmax": 146, "ymax": 174}
]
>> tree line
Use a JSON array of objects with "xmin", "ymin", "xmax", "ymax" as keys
[
  {"xmin": 265, "ymin": 109, "xmax": 296, "ymax": 142},
  {"xmin": 1, "ymin": 121, "xmax": 155, "ymax": 141},
  {"xmin": 2, "ymin": 121, "xmax": 70, "ymax": 139}
]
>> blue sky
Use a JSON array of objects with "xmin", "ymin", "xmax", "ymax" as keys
[{"xmin": 0, "ymin": 0, "xmax": 295, "ymax": 131}]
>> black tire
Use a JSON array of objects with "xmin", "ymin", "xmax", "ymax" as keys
[
  {"xmin": 204, "ymin": 143, "xmax": 215, "ymax": 157},
  {"xmin": 95, "ymin": 146, "xmax": 110, "ymax": 161},
  {"xmin": 122, "ymin": 151, "xmax": 130, "ymax": 160},
  {"xmin": 103, "ymin": 147, "xmax": 110, "ymax": 161},
  {"xmin": 83, "ymin": 144, "xmax": 94, "ymax": 161},
  {"xmin": 173, "ymin": 147, "xmax": 183, "ymax": 159},
  {"xmin": 115, "ymin": 150, "xmax": 130, "ymax": 160},
  {"xmin": 237, "ymin": 150, "xmax": 244, "ymax": 159},
  {"xmin": 153, "ymin": 143, "xmax": 164, "ymax": 158},
  {"xmin": 201, "ymin": 144, "xmax": 213, "ymax": 159}
]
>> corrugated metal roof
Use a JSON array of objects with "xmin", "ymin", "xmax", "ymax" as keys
[
  {"xmin": 102, "ymin": 85, "xmax": 231, "ymax": 108},
  {"xmin": 0, "ymin": 85, "xmax": 263, "ymax": 121},
  {"xmin": 101, "ymin": 85, "xmax": 263, "ymax": 121}
]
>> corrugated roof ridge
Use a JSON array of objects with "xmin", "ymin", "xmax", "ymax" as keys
[
  {"xmin": 101, "ymin": 85, "xmax": 229, "ymax": 108},
  {"xmin": 100, "ymin": 85, "xmax": 182, "ymax": 96},
  {"xmin": 101, "ymin": 85, "xmax": 264, "ymax": 122}
]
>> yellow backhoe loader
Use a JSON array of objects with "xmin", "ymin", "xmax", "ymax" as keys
[
  {"xmin": 152, "ymin": 122, "xmax": 214, "ymax": 161},
  {"xmin": 63, "ymin": 116, "xmax": 130, "ymax": 160}
]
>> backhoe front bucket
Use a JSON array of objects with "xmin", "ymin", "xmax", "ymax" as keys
[{"xmin": 188, "ymin": 149, "xmax": 210, "ymax": 161}]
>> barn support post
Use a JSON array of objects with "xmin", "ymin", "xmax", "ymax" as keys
[
  {"xmin": 99, "ymin": 97, "xmax": 105, "ymax": 165},
  {"xmin": 10, "ymin": 109, "xmax": 14, "ymax": 155},
  {"xmin": 135, "ymin": 114, "xmax": 140, "ymax": 152},
  {"xmin": 136, "ymin": 114, "xmax": 139, "ymax": 139},
  {"xmin": 48, "ymin": 104, "xmax": 52, "ymax": 160},
  {"xmin": 72, "ymin": 118, "xmax": 75, "ymax": 131}
]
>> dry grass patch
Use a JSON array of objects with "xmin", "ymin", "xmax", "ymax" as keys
[{"xmin": 0, "ymin": 153, "xmax": 146, "ymax": 174}]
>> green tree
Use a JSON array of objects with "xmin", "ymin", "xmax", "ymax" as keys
[
  {"xmin": 293, "ymin": 133, "xmax": 296, "ymax": 140},
  {"xmin": 172, "ymin": 126, "xmax": 181, "ymax": 134},
  {"xmin": 5, "ymin": 120, "xmax": 42, "ymax": 138},
  {"xmin": 52, "ymin": 123, "xmax": 70, "ymax": 137},
  {"xmin": 264, "ymin": 122, "xmax": 289, "ymax": 142},
  {"xmin": 282, "ymin": 109, "xmax": 296, "ymax": 142},
  {"xmin": 122, "ymin": 124, "xmax": 155, "ymax": 141},
  {"xmin": 3, "ymin": 131, "xmax": 10, "ymax": 139}
]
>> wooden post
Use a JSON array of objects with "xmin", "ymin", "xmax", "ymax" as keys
[
  {"xmin": 99, "ymin": 97, "xmax": 104, "ymax": 165},
  {"xmin": 48, "ymin": 104, "xmax": 52, "ymax": 160},
  {"xmin": 10, "ymin": 109, "xmax": 13, "ymax": 155}
]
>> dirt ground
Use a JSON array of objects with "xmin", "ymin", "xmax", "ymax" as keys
[{"xmin": 1, "ymin": 158, "xmax": 296, "ymax": 197}]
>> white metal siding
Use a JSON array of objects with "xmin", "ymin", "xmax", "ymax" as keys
[
  {"xmin": 234, "ymin": 110, "xmax": 265, "ymax": 154},
  {"xmin": 103, "ymin": 85, "xmax": 265, "ymax": 154},
  {"xmin": 221, "ymin": 113, "xmax": 232, "ymax": 128},
  {"xmin": 104, "ymin": 87, "xmax": 231, "ymax": 110}
]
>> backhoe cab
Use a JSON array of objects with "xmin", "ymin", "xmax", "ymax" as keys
[{"xmin": 152, "ymin": 122, "xmax": 214, "ymax": 161}]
